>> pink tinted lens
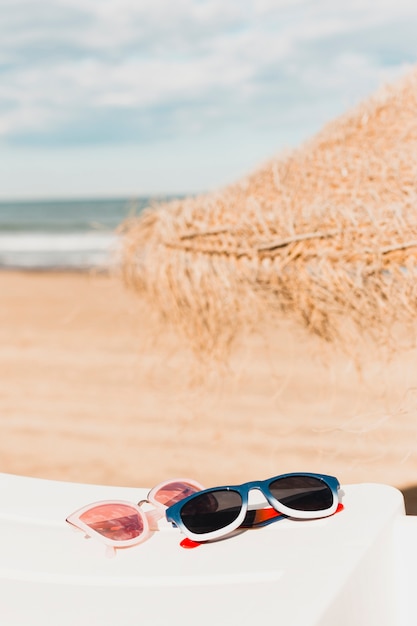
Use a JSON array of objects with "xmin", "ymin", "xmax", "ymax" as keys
[
  {"xmin": 154, "ymin": 481, "xmax": 201, "ymax": 507},
  {"xmin": 79, "ymin": 504, "xmax": 144, "ymax": 541}
]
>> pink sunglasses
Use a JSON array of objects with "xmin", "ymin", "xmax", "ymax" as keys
[{"xmin": 66, "ymin": 478, "xmax": 205, "ymax": 557}]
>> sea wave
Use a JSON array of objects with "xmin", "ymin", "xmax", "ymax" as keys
[{"xmin": 0, "ymin": 231, "xmax": 119, "ymax": 269}]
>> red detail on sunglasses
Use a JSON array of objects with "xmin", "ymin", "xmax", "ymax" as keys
[{"xmin": 180, "ymin": 538, "xmax": 202, "ymax": 549}]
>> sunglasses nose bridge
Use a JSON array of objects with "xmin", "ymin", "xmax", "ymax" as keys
[{"xmin": 246, "ymin": 484, "xmax": 269, "ymax": 507}]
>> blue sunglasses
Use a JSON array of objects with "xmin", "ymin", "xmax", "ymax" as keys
[{"xmin": 165, "ymin": 472, "xmax": 341, "ymax": 542}]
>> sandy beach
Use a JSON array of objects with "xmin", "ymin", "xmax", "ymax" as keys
[{"xmin": 1, "ymin": 269, "xmax": 417, "ymax": 511}]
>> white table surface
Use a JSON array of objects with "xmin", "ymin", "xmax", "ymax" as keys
[{"xmin": 0, "ymin": 473, "xmax": 407, "ymax": 626}]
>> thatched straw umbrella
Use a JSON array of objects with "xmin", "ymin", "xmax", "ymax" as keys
[{"xmin": 119, "ymin": 67, "xmax": 417, "ymax": 359}]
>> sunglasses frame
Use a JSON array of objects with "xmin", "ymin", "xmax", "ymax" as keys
[
  {"xmin": 66, "ymin": 477, "xmax": 205, "ymax": 554},
  {"xmin": 66, "ymin": 499, "xmax": 154, "ymax": 550},
  {"xmin": 165, "ymin": 472, "xmax": 341, "ymax": 542}
]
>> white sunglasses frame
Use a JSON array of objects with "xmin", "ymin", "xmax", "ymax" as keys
[{"xmin": 66, "ymin": 477, "xmax": 205, "ymax": 556}]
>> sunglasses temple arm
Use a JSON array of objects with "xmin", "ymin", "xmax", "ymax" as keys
[
  {"xmin": 145, "ymin": 508, "xmax": 164, "ymax": 530},
  {"xmin": 105, "ymin": 545, "xmax": 117, "ymax": 559}
]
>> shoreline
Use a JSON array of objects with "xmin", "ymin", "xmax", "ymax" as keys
[
  {"xmin": 1, "ymin": 269, "xmax": 417, "ymax": 512},
  {"xmin": 0, "ymin": 265, "xmax": 111, "ymax": 274}
]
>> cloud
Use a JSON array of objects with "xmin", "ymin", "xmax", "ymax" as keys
[{"xmin": 0, "ymin": 0, "xmax": 416, "ymax": 151}]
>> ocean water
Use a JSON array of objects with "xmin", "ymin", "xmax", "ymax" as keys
[{"xmin": 0, "ymin": 197, "xmax": 169, "ymax": 270}]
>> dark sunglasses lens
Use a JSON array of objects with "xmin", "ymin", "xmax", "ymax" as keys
[
  {"xmin": 180, "ymin": 490, "xmax": 242, "ymax": 534},
  {"xmin": 269, "ymin": 476, "xmax": 333, "ymax": 511}
]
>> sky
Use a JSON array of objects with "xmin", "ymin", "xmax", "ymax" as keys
[{"xmin": 1, "ymin": 0, "xmax": 417, "ymax": 200}]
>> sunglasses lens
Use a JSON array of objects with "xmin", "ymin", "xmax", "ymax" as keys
[
  {"xmin": 153, "ymin": 481, "xmax": 202, "ymax": 507},
  {"xmin": 79, "ymin": 504, "xmax": 144, "ymax": 541},
  {"xmin": 269, "ymin": 476, "xmax": 333, "ymax": 511},
  {"xmin": 179, "ymin": 490, "xmax": 242, "ymax": 534}
]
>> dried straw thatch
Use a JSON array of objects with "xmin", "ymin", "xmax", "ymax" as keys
[{"xmin": 120, "ymin": 67, "xmax": 417, "ymax": 359}]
